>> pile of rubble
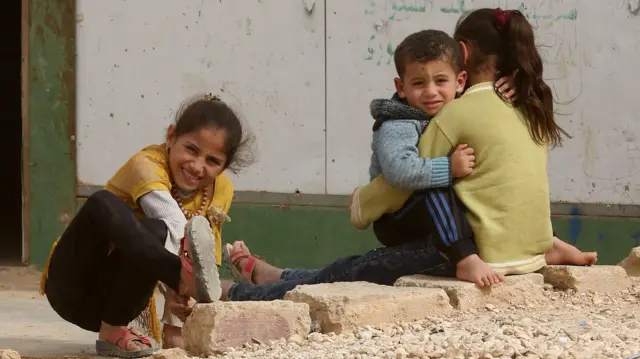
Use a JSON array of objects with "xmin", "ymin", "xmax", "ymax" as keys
[{"xmin": 176, "ymin": 248, "xmax": 640, "ymax": 359}]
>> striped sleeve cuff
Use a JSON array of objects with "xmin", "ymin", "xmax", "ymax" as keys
[{"xmin": 429, "ymin": 157, "xmax": 451, "ymax": 187}]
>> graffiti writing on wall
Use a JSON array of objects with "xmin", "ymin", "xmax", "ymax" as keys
[{"xmin": 362, "ymin": 0, "xmax": 578, "ymax": 67}]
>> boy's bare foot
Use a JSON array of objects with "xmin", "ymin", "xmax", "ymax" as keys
[
  {"xmin": 545, "ymin": 237, "xmax": 598, "ymax": 266},
  {"xmin": 456, "ymin": 254, "xmax": 504, "ymax": 287}
]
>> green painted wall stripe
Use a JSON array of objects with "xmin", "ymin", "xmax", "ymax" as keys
[{"xmin": 27, "ymin": 0, "xmax": 77, "ymax": 267}]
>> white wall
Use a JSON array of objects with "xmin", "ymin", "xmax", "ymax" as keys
[
  {"xmin": 76, "ymin": 0, "xmax": 326, "ymax": 193},
  {"xmin": 76, "ymin": 0, "xmax": 640, "ymax": 205}
]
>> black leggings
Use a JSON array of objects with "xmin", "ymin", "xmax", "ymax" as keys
[
  {"xmin": 373, "ymin": 186, "xmax": 478, "ymax": 264},
  {"xmin": 44, "ymin": 190, "xmax": 182, "ymax": 332}
]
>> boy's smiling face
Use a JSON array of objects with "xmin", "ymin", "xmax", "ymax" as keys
[{"xmin": 394, "ymin": 59, "xmax": 467, "ymax": 117}]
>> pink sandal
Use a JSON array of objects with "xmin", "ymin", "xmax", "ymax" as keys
[
  {"xmin": 222, "ymin": 242, "xmax": 262, "ymax": 284},
  {"xmin": 95, "ymin": 328, "xmax": 156, "ymax": 358}
]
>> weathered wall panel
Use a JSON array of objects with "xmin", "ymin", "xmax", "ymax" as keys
[
  {"xmin": 75, "ymin": 0, "xmax": 640, "ymax": 204},
  {"xmin": 76, "ymin": 0, "xmax": 326, "ymax": 193}
]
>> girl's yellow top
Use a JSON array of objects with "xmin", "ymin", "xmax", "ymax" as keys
[{"xmin": 105, "ymin": 143, "xmax": 234, "ymax": 264}]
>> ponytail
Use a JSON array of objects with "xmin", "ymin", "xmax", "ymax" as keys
[{"xmin": 455, "ymin": 8, "xmax": 569, "ymax": 147}]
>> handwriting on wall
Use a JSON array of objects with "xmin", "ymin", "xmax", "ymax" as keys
[
  {"xmin": 362, "ymin": 0, "xmax": 582, "ymax": 120},
  {"xmin": 362, "ymin": 0, "xmax": 578, "ymax": 71}
]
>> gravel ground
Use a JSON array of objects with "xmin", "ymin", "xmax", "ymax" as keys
[{"xmin": 204, "ymin": 279, "xmax": 640, "ymax": 359}]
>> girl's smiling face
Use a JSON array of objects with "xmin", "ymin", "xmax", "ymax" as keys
[{"xmin": 166, "ymin": 126, "xmax": 228, "ymax": 192}]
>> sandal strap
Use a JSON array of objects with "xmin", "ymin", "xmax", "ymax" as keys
[
  {"xmin": 230, "ymin": 251, "xmax": 249, "ymax": 265},
  {"xmin": 227, "ymin": 246, "xmax": 261, "ymax": 283},
  {"xmin": 180, "ymin": 238, "xmax": 193, "ymax": 278},
  {"xmin": 229, "ymin": 250, "xmax": 262, "ymax": 265},
  {"xmin": 241, "ymin": 256, "xmax": 257, "ymax": 282},
  {"xmin": 107, "ymin": 328, "xmax": 152, "ymax": 351}
]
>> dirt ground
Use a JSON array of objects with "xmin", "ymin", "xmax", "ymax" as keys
[{"xmin": 0, "ymin": 265, "xmax": 41, "ymax": 292}]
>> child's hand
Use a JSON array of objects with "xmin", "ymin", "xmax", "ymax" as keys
[
  {"xmin": 167, "ymin": 291, "xmax": 193, "ymax": 322},
  {"xmin": 495, "ymin": 75, "xmax": 517, "ymax": 102},
  {"xmin": 451, "ymin": 144, "xmax": 475, "ymax": 178}
]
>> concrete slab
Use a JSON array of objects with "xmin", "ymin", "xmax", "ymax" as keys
[
  {"xmin": 394, "ymin": 273, "xmax": 548, "ymax": 310},
  {"xmin": 283, "ymin": 282, "xmax": 452, "ymax": 333},
  {"xmin": 619, "ymin": 247, "xmax": 640, "ymax": 277},
  {"xmin": 183, "ymin": 301, "xmax": 310, "ymax": 355},
  {"xmin": 539, "ymin": 265, "xmax": 632, "ymax": 293}
]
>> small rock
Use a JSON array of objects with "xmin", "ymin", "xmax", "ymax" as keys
[
  {"xmin": 308, "ymin": 332, "xmax": 325, "ymax": 343},
  {"xmin": 357, "ymin": 330, "xmax": 373, "ymax": 340},
  {"xmin": 0, "ymin": 350, "xmax": 20, "ymax": 359},
  {"xmin": 287, "ymin": 334, "xmax": 304, "ymax": 345},
  {"xmin": 419, "ymin": 332, "xmax": 430, "ymax": 341},
  {"xmin": 593, "ymin": 294, "xmax": 603, "ymax": 305},
  {"xmin": 395, "ymin": 347, "xmax": 408, "ymax": 358},
  {"xmin": 619, "ymin": 247, "xmax": 640, "ymax": 276}
]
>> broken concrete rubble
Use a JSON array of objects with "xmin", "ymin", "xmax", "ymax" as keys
[
  {"xmin": 283, "ymin": 281, "xmax": 452, "ymax": 333},
  {"xmin": 619, "ymin": 246, "xmax": 640, "ymax": 277},
  {"xmin": 151, "ymin": 348, "xmax": 190, "ymax": 359},
  {"xmin": 0, "ymin": 350, "xmax": 20, "ymax": 359},
  {"xmin": 539, "ymin": 265, "xmax": 631, "ymax": 293},
  {"xmin": 182, "ymin": 300, "xmax": 310, "ymax": 356},
  {"xmin": 394, "ymin": 273, "xmax": 547, "ymax": 310}
]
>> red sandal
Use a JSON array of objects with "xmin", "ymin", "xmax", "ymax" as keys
[
  {"xmin": 95, "ymin": 328, "xmax": 156, "ymax": 358},
  {"xmin": 222, "ymin": 242, "xmax": 262, "ymax": 284},
  {"xmin": 179, "ymin": 217, "xmax": 222, "ymax": 302}
]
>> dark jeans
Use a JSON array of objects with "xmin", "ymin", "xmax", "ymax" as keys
[
  {"xmin": 228, "ymin": 235, "xmax": 456, "ymax": 301},
  {"xmin": 374, "ymin": 186, "xmax": 478, "ymax": 264},
  {"xmin": 44, "ymin": 190, "xmax": 182, "ymax": 332}
]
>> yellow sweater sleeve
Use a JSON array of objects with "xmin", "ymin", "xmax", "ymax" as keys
[
  {"xmin": 106, "ymin": 146, "xmax": 172, "ymax": 205},
  {"xmin": 351, "ymin": 174, "xmax": 412, "ymax": 228},
  {"xmin": 418, "ymin": 119, "xmax": 456, "ymax": 159}
]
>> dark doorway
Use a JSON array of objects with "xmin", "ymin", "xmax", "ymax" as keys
[{"xmin": 0, "ymin": 0, "xmax": 23, "ymax": 263}]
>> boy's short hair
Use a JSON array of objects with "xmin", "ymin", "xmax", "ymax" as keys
[{"xmin": 394, "ymin": 29, "xmax": 463, "ymax": 78}]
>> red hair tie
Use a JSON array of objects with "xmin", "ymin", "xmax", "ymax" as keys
[{"xmin": 493, "ymin": 8, "xmax": 518, "ymax": 31}]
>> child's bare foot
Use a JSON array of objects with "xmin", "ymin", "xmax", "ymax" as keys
[
  {"xmin": 456, "ymin": 254, "xmax": 504, "ymax": 287},
  {"xmin": 545, "ymin": 237, "xmax": 597, "ymax": 266}
]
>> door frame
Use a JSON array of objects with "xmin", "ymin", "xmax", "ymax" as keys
[
  {"xmin": 22, "ymin": 0, "xmax": 77, "ymax": 268},
  {"xmin": 21, "ymin": 0, "xmax": 28, "ymax": 264}
]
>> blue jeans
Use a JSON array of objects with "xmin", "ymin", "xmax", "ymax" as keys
[{"xmin": 227, "ymin": 236, "xmax": 456, "ymax": 301}]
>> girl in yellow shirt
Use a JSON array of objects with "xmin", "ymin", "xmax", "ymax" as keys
[{"xmin": 40, "ymin": 95, "xmax": 252, "ymax": 357}]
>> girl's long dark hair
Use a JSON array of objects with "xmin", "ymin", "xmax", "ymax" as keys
[{"xmin": 455, "ymin": 8, "xmax": 568, "ymax": 147}]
